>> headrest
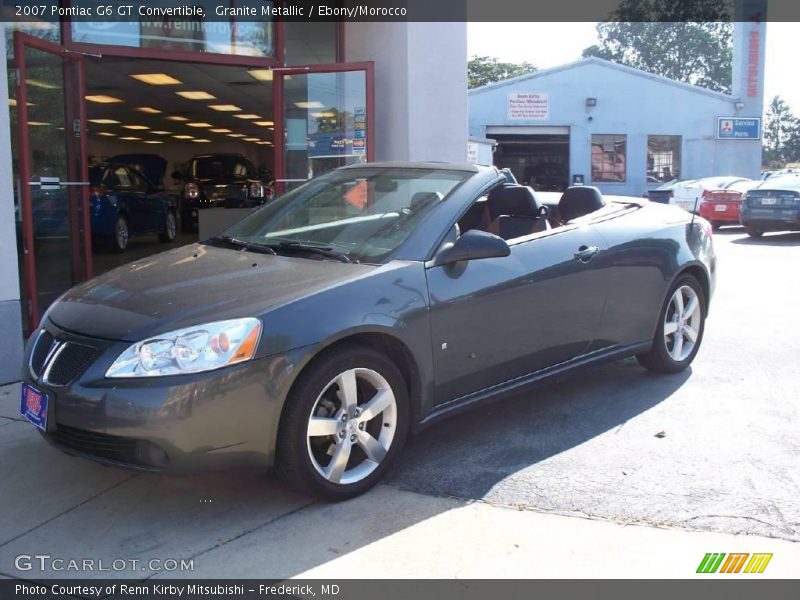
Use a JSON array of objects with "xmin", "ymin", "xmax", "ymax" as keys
[
  {"xmin": 558, "ymin": 186, "xmax": 605, "ymax": 222},
  {"xmin": 487, "ymin": 185, "xmax": 541, "ymax": 220}
]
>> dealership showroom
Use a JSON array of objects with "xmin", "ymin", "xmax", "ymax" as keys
[{"xmin": 0, "ymin": 18, "xmax": 466, "ymax": 379}]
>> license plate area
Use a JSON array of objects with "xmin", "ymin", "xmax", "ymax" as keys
[
  {"xmin": 20, "ymin": 382, "xmax": 48, "ymax": 431},
  {"xmin": 761, "ymin": 197, "xmax": 778, "ymax": 205},
  {"xmin": 714, "ymin": 204, "xmax": 728, "ymax": 212}
]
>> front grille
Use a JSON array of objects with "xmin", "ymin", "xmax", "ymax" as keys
[
  {"xmin": 30, "ymin": 330, "xmax": 55, "ymax": 378},
  {"xmin": 51, "ymin": 424, "xmax": 167, "ymax": 469},
  {"xmin": 46, "ymin": 343, "xmax": 101, "ymax": 386}
]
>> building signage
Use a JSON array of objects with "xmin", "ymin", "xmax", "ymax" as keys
[
  {"xmin": 508, "ymin": 92, "xmax": 549, "ymax": 120},
  {"xmin": 467, "ymin": 142, "xmax": 479, "ymax": 164},
  {"xmin": 716, "ymin": 117, "xmax": 761, "ymax": 140},
  {"xmin": 353, "ymin": 107, "xmax": 367, "ymax": 154}
]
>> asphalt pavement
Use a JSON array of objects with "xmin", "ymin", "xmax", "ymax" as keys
[{"xmin": 1, "ymin": 226, "xmax": 798, "ymax": 579}]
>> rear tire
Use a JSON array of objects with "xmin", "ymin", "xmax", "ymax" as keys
[
  {"xmin": 275, "ymin": 345, "xmax": 409, "ymax": 501},
  {"xmin": 159, "ymin": 210, "xmax": 177, "ymax": 243},
  {"xmin": 113, "ymin": 215, "xmax": 129, "ymax": 252},
  {"xmin": 745, "ymin": 227, "xmax": 763, "ymax": 238},
  {"xmin": 637, "ymin": 274, "xmax": 706, "ymax": 374}
]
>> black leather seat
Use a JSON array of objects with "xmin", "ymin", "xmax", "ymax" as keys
[
  {"xmin": 557, "ymin": 186, "xmax": 605, "ymax": 222},
  {"xmin": 487, "ymin": 185, "xmax": 549, "ymax": 240}
]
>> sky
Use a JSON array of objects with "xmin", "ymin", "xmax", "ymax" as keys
[{"xmin": 467, "ymin": 22, "xmax": 797, "ymax": 114}]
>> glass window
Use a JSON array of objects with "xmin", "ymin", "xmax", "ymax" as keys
[
  {"xmin": 70, "ymin": 1, "xmax": 275, "ymax": 58},
  {"xmin": 284, "ymin": 22, "xmax": 338, "ymax": 65},
  {"xmin": 647, "ymin": 135, "xmax": 682, "ymax": 182},
  {"xmin": 591, "ymin": 134, "xmax": 627, "ymax": 183}
]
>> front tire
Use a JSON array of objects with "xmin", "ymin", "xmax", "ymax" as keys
[
  {"xmin": 637, "ymin": 274, "xmax": 706, "ymax": 374},
  {"xmin": 275, "ymin": 345, "xmax": 409, "ymax": 501}
]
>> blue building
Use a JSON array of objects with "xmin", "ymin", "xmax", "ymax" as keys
[{"xmin": 468, "ymin": 22, "xmax": 766, "ymax": 197}]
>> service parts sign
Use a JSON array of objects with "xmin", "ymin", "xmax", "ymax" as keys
[{"xmin": 508, "ymin": 92, "xmax": 549, "ymax": 120}]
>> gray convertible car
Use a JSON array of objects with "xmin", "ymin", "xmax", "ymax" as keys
[{"xmin": 20, "ymin": 162, "xmax": 716, "ymax": 500}]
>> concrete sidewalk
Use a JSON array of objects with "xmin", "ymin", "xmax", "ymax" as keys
[{"xmin": 2, "ymin": 382, "xmax": 798, "ymax": 579}]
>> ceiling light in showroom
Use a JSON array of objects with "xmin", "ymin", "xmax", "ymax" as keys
[
  {"xmin": 210, "ymin": 128, "xmax": 232, "ymax": 133},
  {"xmin": 177, "ymin": 91, "xmax": 216, "ymax": 100},
  {"xmin": 131, "ymin": 73, "xmax": 182, "ymax": 85},
  {"xmin": 137, "ymin": 107, "xmax": 161, "ymax": 114},
  {"xmin": 119, "ymin": 136, "xmax": 141, "ymax": 141},
  {"xmin": 247, "ymin": 69, "xmax": 273, "ymax": 81},
  {"xmin": 86, "ymin": 95, "xmax": 123, "ymax": 103},
  {"xmin": 166, "ymin": 116, "xmax": 189, "ymax": 121},
  {"xmin": 89, "ymin": 118, "xmax": 120, "ymax": 124},
  {"xmin": 187, "ymin": 122, "xmax": 213, "ymax": 128},
  {"xmin": 209, "ymin": 105, "xmax": 241, "ymax": 112},
  {"xmin": 122, "ymin": 125, "xmax": 150, "ymax": 130},
  {"xmin": 235, "ymin": 114, "xmax": 261, "ymax": 120}
]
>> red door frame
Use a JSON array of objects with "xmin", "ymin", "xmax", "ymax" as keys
[
  {"xmin": 14, "ymin": 31, "xmax": 91, "ymax": 332},
  {"xmin": 273, "ymin": 62, "xmax": 375, "ymax": 194}
]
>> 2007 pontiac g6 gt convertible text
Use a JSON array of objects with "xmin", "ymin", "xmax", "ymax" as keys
[{"xmin": 21, "ymin": 163, "xmax": 716, "ymax": 500}]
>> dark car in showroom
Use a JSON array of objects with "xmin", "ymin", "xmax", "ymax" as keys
[
  {"xmin": 739, "ymin": 173, "xmax": 800, "ymax": 237},
  {"xmin": 89, "ymin": 163, "xmax": 177, "ymax": 252},
  {"xmin": 20, "ymin": 163, "xmax": 716, "ymax": 500},
  {"xmin": 177, "ymin": 153, "xmax": 274, "ymax": 232}
]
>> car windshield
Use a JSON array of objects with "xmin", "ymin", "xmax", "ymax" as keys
[
  {"xmin": 216, "ymin": 167, "xmax": 470, "ymax": 264},
  {"xmin": 758, "ymin": 175, "xmax": 800, "ymax": 190},
  {"xmin": 191, "ymin": 156, "xmax": 248, "ymax": 180}
]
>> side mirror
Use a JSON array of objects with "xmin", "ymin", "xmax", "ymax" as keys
[
  {"xmin": 171, "ymin": 171, "xmax": 184, "ymax": 180},
  {"xmin": 434, "ymin": 229, "xmax": 510, "ymax": 266}
]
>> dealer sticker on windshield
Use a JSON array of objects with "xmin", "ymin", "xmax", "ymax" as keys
[{"xmin": 20, "ymin": 383, "xmax": 48, "ymax": 431}]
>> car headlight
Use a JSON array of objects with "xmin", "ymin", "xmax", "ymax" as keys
[
  {"xmin": 105, "ymin": 318, "xmax": 261, "ymax": 378},
  {"xmin": 184, "ymin": 182, "xmax": 200, "ymax": 199}
]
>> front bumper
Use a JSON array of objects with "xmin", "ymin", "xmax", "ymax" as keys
[{"xmin": 22, "ymin": 320, "xmax": 310, "ymax": 472}]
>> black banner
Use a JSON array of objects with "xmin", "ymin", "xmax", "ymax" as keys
[
  {"xmin": 3, "ymin": 580, "xmax": 800, "ymax": 600},
  {"xmin": 0, "ymin": 0, "xmax": 794, "ymax": 23}
]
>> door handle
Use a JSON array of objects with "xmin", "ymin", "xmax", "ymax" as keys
[{"xmin": 574, "ymin": 245, "xmax": 600, "ymax": 262}]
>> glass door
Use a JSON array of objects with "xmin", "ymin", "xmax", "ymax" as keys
[
  {"xmin": 14, "ymin": 32, "xmax": 90, "ymax": 332},
  {"xmin": 274, "ymin": 63, "xmax": 374, "ymax": 193}
]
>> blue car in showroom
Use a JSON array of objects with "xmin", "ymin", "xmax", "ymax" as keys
[{"xmin": 90, "ymin": 163, "xmax": 177, "ymax": 251}]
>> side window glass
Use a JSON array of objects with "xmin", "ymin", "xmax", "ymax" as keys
[{"xmin": 113, "ymin": 167, "xmax": 132, "ymax": 189}]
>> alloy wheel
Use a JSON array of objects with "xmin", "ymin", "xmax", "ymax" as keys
[
  {"xmin": 306, "ymin": 368, "xmax": 397, "ymax": 485},
  {"xmin": 166, "ymin": 212, "xmax": 177, "ymax": 240},
  {"xmin": 664, "ymin": 285, "xmax": 701, "ymax": 362}
]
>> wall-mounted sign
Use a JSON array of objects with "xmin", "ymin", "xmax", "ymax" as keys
[
  {"xmin": 717, "ymin": 117, "xmax": 761, "ymax": 140},
  {"xmin": 508, "ymin": 92, "xmax": 549, "ymax": 120},
  {"xmin": 467, "ymin": 142, "xmax": 479, "ymax": 164}
]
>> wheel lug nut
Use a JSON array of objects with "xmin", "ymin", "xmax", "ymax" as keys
[
  {"xmin": 359, "ymin": 422, "xmax": 365, "ymax": 430},
  {"xmin": 350, "ymin": 434, "xmax": 356, "ymax": 442},
  {"xmin": 340, "ymin": 414, "xmax": 347, "ymax": 422},
  {"xmin": 338, "ymin": 430, "xmax": 345, "ymax": 438}
]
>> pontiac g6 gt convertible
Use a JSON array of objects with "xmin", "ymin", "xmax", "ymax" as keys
[{"xmin": 21, "ymin": 163, "xmax": 716, "ymax": 500}]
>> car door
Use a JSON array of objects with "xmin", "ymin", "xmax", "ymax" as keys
[{"xmin": 426, "ymin": 223, "xmax": 609, "ymax": 405}]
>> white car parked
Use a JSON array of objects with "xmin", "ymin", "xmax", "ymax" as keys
[{"xmin": 670, "ymin": 176, "xmax": 754, "ymax": 213}]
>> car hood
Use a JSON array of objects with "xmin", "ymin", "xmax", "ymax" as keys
[{"xmin": 47, "ymin": 244, "xmax": 377, "ymax": 342}]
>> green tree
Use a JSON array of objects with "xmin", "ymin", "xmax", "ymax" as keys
[
  {"xmin": 468, "ymin": 56, "xmax": 537, "ymax": 89},
  {"xmin": 582, "ymin": 0, "xmax": 733, "ymax": 93},
  {"xmin": 763, "ymin": 96, "xmax": 800, "ymax": 166}
]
